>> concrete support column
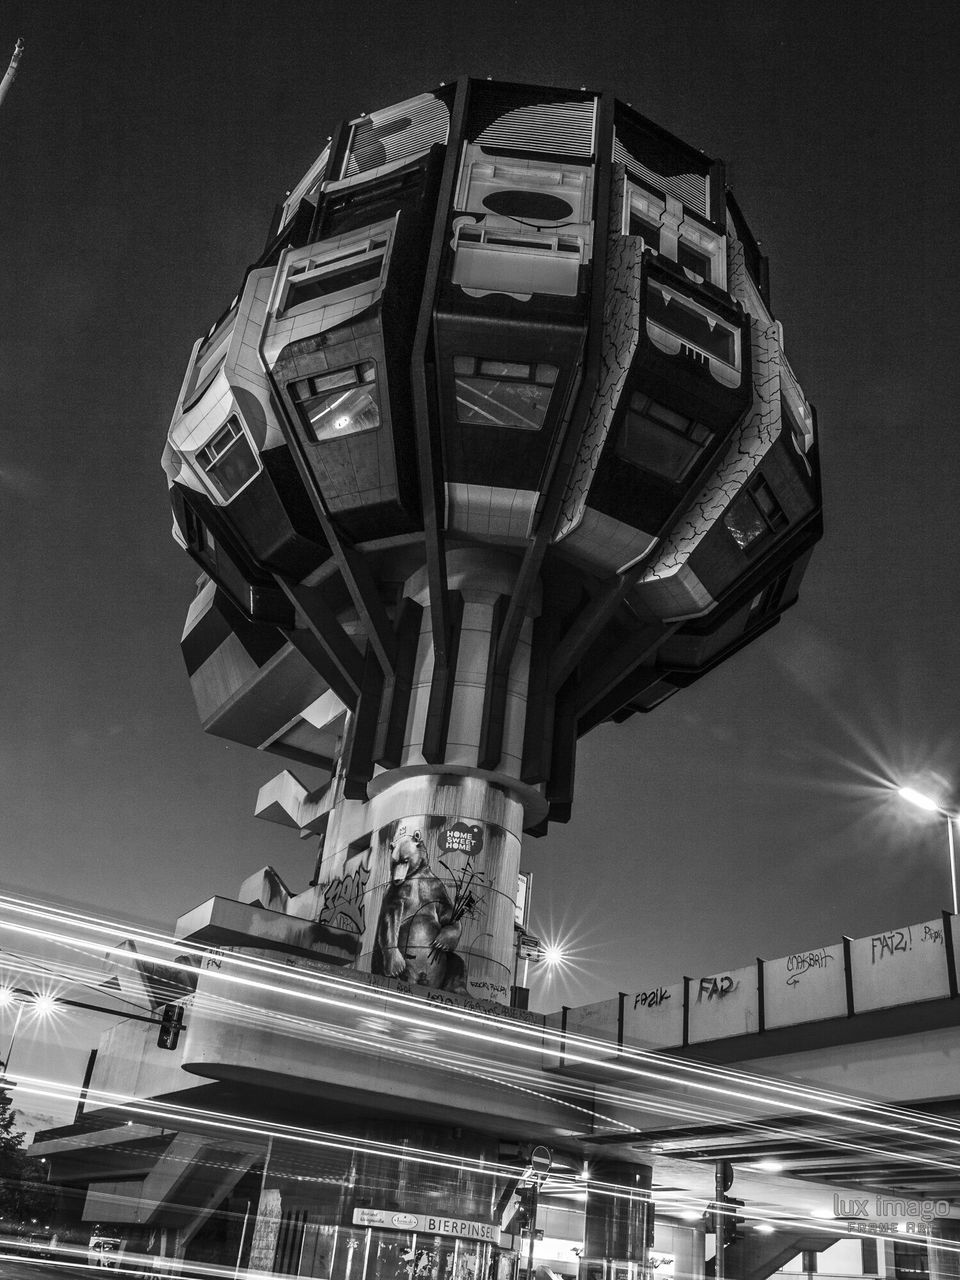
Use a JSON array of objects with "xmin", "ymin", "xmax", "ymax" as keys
[
  {"xmin": 581, "ymin": 1160, "xmax": 653, "ymax": 1280},
  {"xmin": 671, "ymin": 1220, "xmax": 705, "ymax": 1280},
  {"xmin": 929, "ymin": 1220, "xmax": 960, "ymax": 1280},
  {"xmin": 396, "ymin": 548, "xmax": 542, "ymax": 786},
  {"xmin": 248, "ymin": 1186, "xmax": 283, "ymax": 1272},
  {"xmin": 359, "ymin": 773, "xmax": 523, "ymax": 1002}
]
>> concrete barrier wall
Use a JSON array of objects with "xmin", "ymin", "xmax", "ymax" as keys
[
  {"xmin": 622, "ymin": 981, "xmax": 685, "ymax": 1048},
  {"xmin": 764, "ymin": 942, "xmax": 847, "ymax": 1028},
  {"xmin": 554, "ymin": 912, "xmax": 959, "ymax": 1056},
  {"xmin": 850, "ymin": 918, "xmax": 950, "ymax": 1011},
  {"xmin": 688, "ymin": 963, "xmax": 759, "ymax": 1043}
]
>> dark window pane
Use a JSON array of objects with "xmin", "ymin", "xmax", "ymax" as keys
[
  {"xmin": 294, "ymin": 361, "xmax": 380, "ymax": 442},
  {"xmin": 456, "ymin": 377, "xmax": 553, "ymax": 429},
  {"xmin": 454, "ymin": 361, "xmax": 557, "ymax": 429},
  {"xmin": 629, "ymin": 211, "xmax": 661, "ymax": 251},
  {"xmin": 618, "ymin": 397, "xmax": 707, "ymax": 481},
  {"xmin": 631, "ymin": 394, "xmax": 688, "ymax": 431},
  {"xmin": 724, "ymin": 477, "xmax": 787, "ymax": 551},
  {"xmin": 285, "ymin": 256, "xmax": 383, "ymax": 309},
  {"xmin": 620, "ymin": 415, "xmax": 701, "ymax": 480},
  {"xmin": 724, "ymin": 491, "xmax": 768, "ymax": 550},
  {"xmin": 478, "ymin": 360, "xmax": 532, "ymax": 379},
  {"xmin": 678, "ymin": 240, "xmax": 712, "ymax": 280},
  {"xmin": 754, "ymin": 481, "xmax": 779, "ymax": 519},
  {"xmin": 199, "ymin": 427, "xmax": 259, "ymax": 501}
]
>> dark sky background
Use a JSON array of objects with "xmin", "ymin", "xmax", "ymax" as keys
[{"xmin": 2, "ymin": 0, "xmax": 959, "ymax": 1011}]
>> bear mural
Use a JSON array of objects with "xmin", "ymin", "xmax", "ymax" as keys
[
  {"xmin": 371, "ymin": 825, "xmax": 472, "ymax": 993},
  {"xmin": 363, "ymin": 811, "xmax": 518, "ymax": 1003}
]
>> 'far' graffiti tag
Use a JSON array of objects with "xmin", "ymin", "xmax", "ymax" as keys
[{"xmin": 697, "ymin": 975, "xmax": 737, "ymax": 1002}]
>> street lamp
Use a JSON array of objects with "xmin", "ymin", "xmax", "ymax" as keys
[
  {"xmin": 0, "ymin": 987, "xmax": 67, "ymax": 1081},
  {"xmin": 511, "ymin": 932, "xmax": 567, "ymax": 1008},
  {"xmin": 897, "ymin": 785, "xmax": 959, "ymax": 915}
]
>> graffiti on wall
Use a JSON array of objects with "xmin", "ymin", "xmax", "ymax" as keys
[
  {"xmin": 371, "ymin": 820, "xmax": 489, "ymax": 993},
  {"xmin": 785, "ymin": 948, "xmax": 833, "ymax": 987},
  {"xmin": 318, "ymin": 861, "xmax": 370, "ymax": 942},
  {"xmin": 697, "ymin": 974, "xmax": 738, "ymax": 1001}
]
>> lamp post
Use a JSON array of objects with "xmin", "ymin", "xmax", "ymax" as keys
[
  {"xmin": 897, "ymin": 786, "xmax": 959, "ymax": 915},
  {"xmin": 0, "ymin": 992, "xmax": 26, "ymax": 1078}
]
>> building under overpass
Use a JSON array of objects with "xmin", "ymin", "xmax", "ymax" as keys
[{"xmin": 12, "ymin": 893, "xmax": 960, "ymax": 1280}]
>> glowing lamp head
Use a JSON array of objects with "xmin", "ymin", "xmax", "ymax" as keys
[
  {"xmin": 898, "ymin": 785, "xmax": 942, "ymax": 813},
  {"xmin": 543, "ymin": 943, "xmax": 566, "ymax": 967},
  {"xmin": 32, "ymin": 993, "xmax": 57, "ymax": 1017}
]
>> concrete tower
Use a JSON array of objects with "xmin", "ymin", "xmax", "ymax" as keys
[{"xmin": 163, "ymin": 80, "xmax": 821, "ymax": 1008}]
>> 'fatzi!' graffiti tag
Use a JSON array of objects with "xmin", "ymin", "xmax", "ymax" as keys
[{"xmin": 871, "ymin": 928, "xmax": 911, "ymax": 962}]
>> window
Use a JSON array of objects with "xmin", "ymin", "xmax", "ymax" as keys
[
  {"xmin": 624, "ymin": 181, "xmax": 725, "ymax": 286},
  {"xmin": 646, "ymin": 284, "xmax": 737, "ymax": 366},
  {"xmin": 453, "ymin": 357, "xmax": 558, "ymax": 429},
  {"xmin": 893, "ymin": 1241, "xmax": 928, "ymax": 1280},
  {"xmin": 279, "ymin": 235, "xmax": 389, "ymax": 313},
  {"xmin": 628, "ymin": 209, "xmax": 661, "ymax": 251},
  {"xmin": 182, "ymin": 305, "xmax": 238, "ymax": 408},
  {"xmin": 723, "ymin": 475, "xmax": 788, "ymax": 552},
  {"xmin": 617, "ymin": 393, "xmax": 711, "ymax": 481},
  {"xmin": 181, "ymin": 503, "xmax": 210, "ymax": 555},
  {"xmin": 677, "ymin": 239, "xmax": 712, "ymax": 281},
  {"xmin": 195, "ymin": 416, "xmax": 259, "ymax": 502},
  {"xmin": 291, "ymin": 361, "xmax": 380, "ymax": 442}
]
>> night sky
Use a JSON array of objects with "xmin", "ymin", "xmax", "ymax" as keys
[{"xmin": 2, "ymin": 0, "xmax": 959, "ymax": 1011}]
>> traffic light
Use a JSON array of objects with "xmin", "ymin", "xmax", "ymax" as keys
[
  {"xmin": 157, "ymin": 1003, "xmax": 184, "ymax": 1050},
  {"xmin": 515, "ymin": 1183, "xmax": 538, "ymax": 1232},
  {"xmin": 721, "ymin": 1196, "xmax": 745, "ymax": 1247}
]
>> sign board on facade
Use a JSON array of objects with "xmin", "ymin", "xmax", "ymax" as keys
[
  {"xmin": 516, "ymin": 871, "xmax": 531, "ymax": 930},
  {"xmin": 352, "ymin": 1208, "xmax": 498, "ymax": 1241}
]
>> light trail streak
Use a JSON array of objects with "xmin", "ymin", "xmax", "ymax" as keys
[
  {"xmin": 16, "ymin": 1070, "xmax": 960, "ymax": 1249},
  {"xmin": 5, "ymin": 892, "xmax": 960, "ymax": 1186},
  {"xmin": 16, "ymin": 1070, "xmax": 632, "ymax": 1201}
]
